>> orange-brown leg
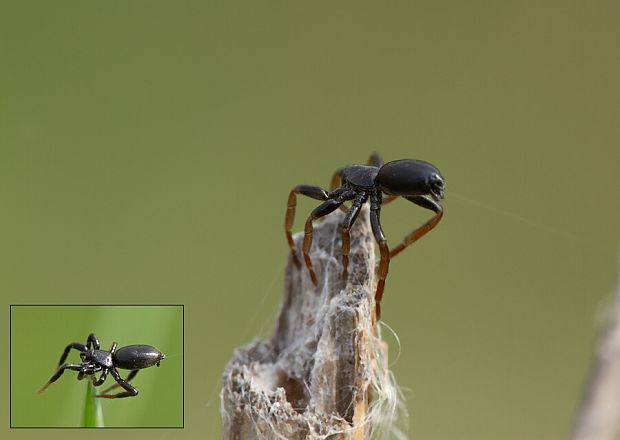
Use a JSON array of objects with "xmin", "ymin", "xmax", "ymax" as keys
[
  {"xmin": 329, "ymin": 168, "xmax": 352, "ymax": 214},
  {"xmin": 330, "ymin": 168, "xmax": 344, "ymax": 191},
  {"xmin": 303, "ymin": 197, "xmax": 350, "ymax": 285},
  {"xmin": 383, "ymin": 195, "xmax": 398, "ymax": 205},
  {"xmin": 340, "ymin": 195, "xmax": 365, "ymax": 282},
  {"xmin": 367, "ymin": 152, "xmax": 384, "ymax": 167},
  {"xmin": 285, "ymin": 185, "xmax": 329, "ymax": 266},
  {"xmin": 389, "ymin": 195, "xmax": 444, "ymax": 258},
  {"xmin": 370, "ymin": 203, "xmax": 390, "ymax": 321}
]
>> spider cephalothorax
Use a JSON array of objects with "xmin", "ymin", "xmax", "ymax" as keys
[{"xmin": 285, "ymin": 153, "xmax": 445, "ymax": 320}]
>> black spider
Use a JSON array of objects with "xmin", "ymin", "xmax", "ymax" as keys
[
  {"xmin": 38, "ymin": 333, "xmax": 165, "ymax": 399},
  {"xmin": 285, "ymin": 153, "xmax": 445, "ymax": 319}
]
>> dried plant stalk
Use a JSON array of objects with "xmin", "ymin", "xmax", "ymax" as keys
[
  {"xmin": 571, "ymin": 268, "xmax": 620, "ymax": 440},
  {"xmin": 221, "ymin": 207, "xmax": 403, "ymax": 440}
]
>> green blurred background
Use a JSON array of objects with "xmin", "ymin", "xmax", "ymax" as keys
[
  {"xmin": 1, "ymin": 1, "xmax": 618, "ymax": 439},
  {"xmin": 11, "ymin": 305, "xmax": 183, "ymax": 427}
]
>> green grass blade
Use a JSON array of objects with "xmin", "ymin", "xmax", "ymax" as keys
[{"xmin": 82, "ymin": 382, "xmax": 104, "ymax": 427}]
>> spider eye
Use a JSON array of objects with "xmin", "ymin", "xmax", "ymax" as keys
[
  {"xmin": 427, "ymin": 173, "xmax": 445, "ymax": 200},
  {"xmin": 429, "ymin": 173, "xmax": 443, "ymax": 187}
]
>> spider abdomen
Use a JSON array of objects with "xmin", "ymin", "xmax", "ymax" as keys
[
  {"xmin": 376, "ymin": 159, "xmax": 444, "ymax": 197},
  {"xmin": 113, "ymin": 345, "xmax": 165, "ymax": 370}
]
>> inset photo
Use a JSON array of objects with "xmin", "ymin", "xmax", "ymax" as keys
[{"xmin": 10, "ymin": 304, "xmax": 183, "ymax": 428}]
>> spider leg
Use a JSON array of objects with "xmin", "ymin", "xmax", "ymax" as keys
[
  {"xmin": 99, "ymin": 369, "xmax": 139, "ymax": 394},
  {"xmin": 302, "ymin": 194, "xmax": 353, "ymax": 285},
  {"xmin": 55, "ymin": 342, "xmax": 87, "ymax": 368},
  {"xmin": 285, "ymin": 185, "xmax": 329, "ymax": 266},
  {"xmin": 329, "ymin": 169, "xmax": 350, "ymax": 213},
  {"xmin": 92, "ymin": 369, "xmax": 109, "ymax": 386},
  {"xmin": 78, "ymin": 364, "xmax": 99, "ymax": 381},
  {"xmin": 367, "ymin": 152, "xmax": 384, "ymax": 167},
  {"xmin": 39, "ymin": 363, "xmax": 84, "ymax": 393},
  {"xmin": 96, "ymin": 368, "xmax": 139, "ymax": 399},
  {"xmin": 340, "ymin": 194, "xmax": 366, "ymax": 282},
  {"xmin": 366, "ymin": 153, "xmax": 398, "ymax": 204},
  {"xmin": 86, "ymin": 333, "xmax": 100, "ymax": 350},
  {"xmin": 330, "ymin": 168, "xmax": 344, "ymax": 191},
  {"xmin": 389, "ymin": 195, "xmax": 443, "ymax": 259},
  {"xmin": 382, "ymin": 194, "xmax": 398, "ymax": 205},
  {"xmin": 370, "ymin": 197, "xmax": 390, "ymax": 321}
]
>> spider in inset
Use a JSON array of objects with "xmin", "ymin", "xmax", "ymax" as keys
[
  {"xmin": 38, "ymin": 333, "xmax": 165, "ymax": 399},
  {"xmin": 285, "ymin": 153, "xmax": 445, "ymax": 320}
]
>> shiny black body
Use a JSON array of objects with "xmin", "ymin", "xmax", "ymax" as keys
[
  {"xmin": 39, "ymin": 333, "xmax": 165, "ymax": 399},
  {"xmin": 285, "ymin": 153, "xmax": 445, "ymax": 320},
  {"xmin": 114, "ymin": 345, "xmax": 164, "ymax": 370},
  {"xmin": 376, "ymin": 159, "xmax": 444, "ymax": 198}
]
